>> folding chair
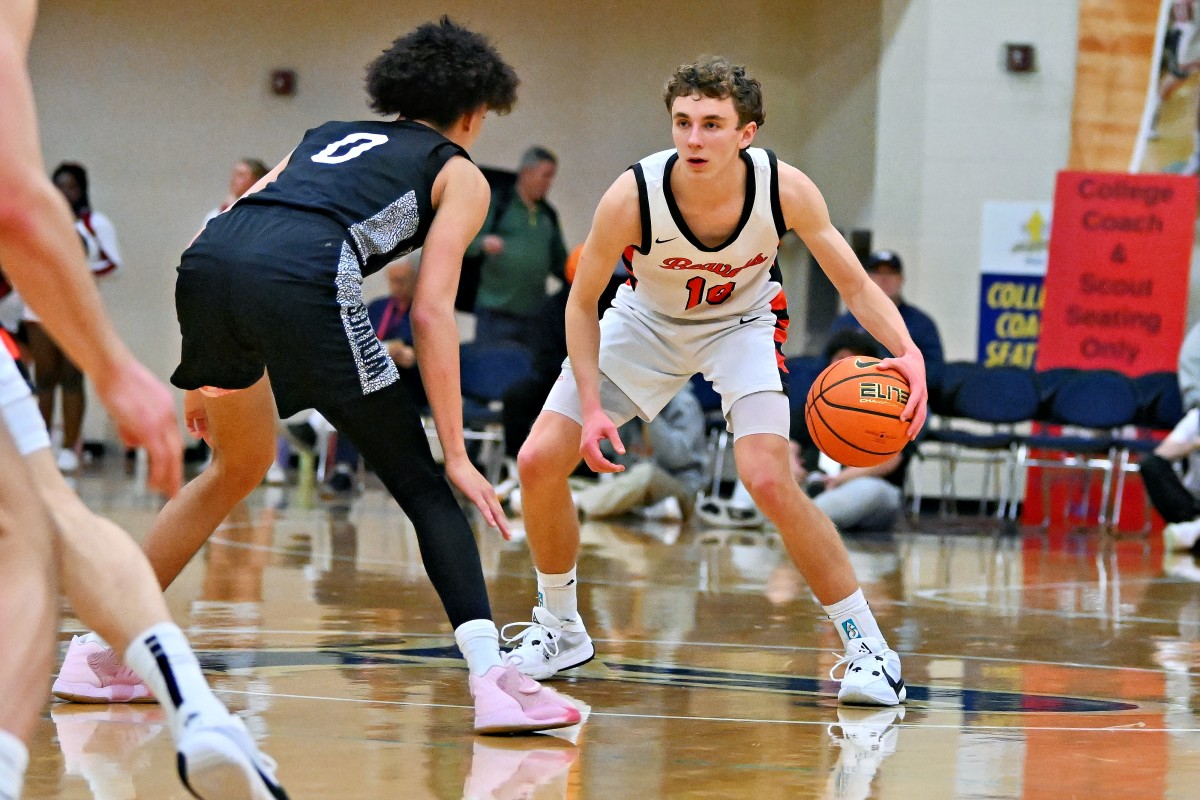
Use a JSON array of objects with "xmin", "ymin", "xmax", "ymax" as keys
[
  {"xmin": 1019, "ymin": 369, "xmax": 1139, "ymax": 530},
  {"xmin": 459, "ymin": 342, "xmax": 533, "ymax": 484}
]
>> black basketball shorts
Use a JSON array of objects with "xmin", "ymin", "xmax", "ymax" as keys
[{"xmin": 171, "ymin": 206, "xmax": 399, "ymax": 417}]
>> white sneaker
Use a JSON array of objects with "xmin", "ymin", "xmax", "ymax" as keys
[
  {"xmin": 175, "ymin": 713, "xmax": 289, "ymax": 799},
  {"xmin": 639, "ymin": 495, "xmax": 683, "ymax": 521},
  {"xmin": 826, "ymin": 707, "xmax": 904, "ymax": 800},
  {"xmin": 57, "ymin": 448, "xmax": 80, "ymax": 473},
  {"xmin": 831, "ymin": 637, "xmax": 905, "ymax": 706},
  {"xmin": 501, "ymin": 607, "xmax": 595, "ymax": 680},
  {"xmin": 1163, "ymin": 518, "xmax": 1200, "ymax": 552}
]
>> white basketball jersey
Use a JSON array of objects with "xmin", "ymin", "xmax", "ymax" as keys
[{"xmin": 617, "ymin": 147, "xmax": 787, "ymax": 322}]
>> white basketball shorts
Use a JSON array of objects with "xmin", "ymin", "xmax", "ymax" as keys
[{"xmin": 544, "ymin": 302, "xmax": 789, "ymax": 438}]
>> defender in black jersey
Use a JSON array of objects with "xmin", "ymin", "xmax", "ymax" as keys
[{"xmin": 140, "ymin": 18, "xmax": 580, "ymax": 735}]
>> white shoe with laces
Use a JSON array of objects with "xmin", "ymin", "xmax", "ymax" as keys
[
  {"xmin": 175, "ymin": 712, "xmax": 289, "ymax": 799},
  {"xmin": 831, "ymin": 637, "xmax": 905, "ymax": 707},
  {"xmin": 501, "ymin": 607, "xmax": 595, "ymax": 680}
]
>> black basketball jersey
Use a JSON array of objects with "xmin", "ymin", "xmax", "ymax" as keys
[{"xmin": 239, "ymin": 119, "xmax": 467, "ymax": 277}]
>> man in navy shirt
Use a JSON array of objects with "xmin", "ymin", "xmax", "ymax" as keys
[{"xmin": 827, "ymin": 250, "xmax": 944, "ymax": 372}]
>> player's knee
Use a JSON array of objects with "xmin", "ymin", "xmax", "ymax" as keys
[
  {"xmin": 212, "ymin": 444, "xmax": 276, "ymax": 495},
  {"xmin": 517, "ymin": 433, "xmax": 570, "ymax": 485},
  {"xmin": 741, "ymin": 467, "xmax": 792, "ymax": 513}
]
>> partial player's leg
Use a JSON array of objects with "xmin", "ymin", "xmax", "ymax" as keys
[
  {"xmin": 730, "ymin": 391, "xmax": 905, "ymax": 706},
  {"xmin": 317, "ymin": 380, "xmax": 580, "ymax": 734},
  {"xmin": 0, "ymin": 423, "xmax": 57, "ymax": 800},
  {"xmin": 3, "ymin": 370, "xmax": 290, "ymax": 798},
  {"xmin": 506, "ymin": 368, "xmax": 641, "ymax": 679},
  {"xmin": 141, "ymin": 376, "xmax": 278, "ymax": 589}
]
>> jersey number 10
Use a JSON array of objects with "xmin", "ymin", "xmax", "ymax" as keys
[{"xmin": 684, "ymin": 276, "xmax": 735, "ymax": 309}]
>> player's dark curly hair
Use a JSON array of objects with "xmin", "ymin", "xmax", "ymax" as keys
[
  {"xmin": 663, "ymin": 55, "xmax": 764, "ymax": 128},
  {"xmin": 365, "ymin": 17, "xmax": 518, "ymax": 129}
]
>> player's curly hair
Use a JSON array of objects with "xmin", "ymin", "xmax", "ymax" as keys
[
  {"xmin": 365, "ymin": 17, "xmax": 518, "ymax": 129},
  {"xmin": 663, "ymin": 55, "xmax": 764, "ymax": 128}
]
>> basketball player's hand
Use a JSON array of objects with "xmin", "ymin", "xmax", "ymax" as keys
[
  {"xmin": 95, "ymin": 358, "xmax": 183, "ymax": 497},
  {"xmin": 183, "ymin": 389, "xmax": 211, "ymax": 446},
  {"xmin": 878, "ymin": 351, "xmax": 928, "ymax": 439},
  {"xmin": 445, "ymin": 455, "xmax": 511, "ymax": 540},
  {"xmin": 580, "ymin": 409, "xmax": 625, "ymax": 473}
]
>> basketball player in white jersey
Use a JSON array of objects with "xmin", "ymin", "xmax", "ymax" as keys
[
  {"xmin": 0, "ymin": 2, "xmax": 288, "ymax": 798},
  {"xmin": 505, "ymin": 56, "xmax": 928, "ymax": 706}
]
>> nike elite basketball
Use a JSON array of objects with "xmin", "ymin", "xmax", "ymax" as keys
[{"xmin": 805, "ymin": 357, "xmax": 910, "ymax": 467}]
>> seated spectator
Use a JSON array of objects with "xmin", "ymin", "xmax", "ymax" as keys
[
  {"xmin": 794, "ymin": 329, "xmax": 913, "ymax": 532},
  {"xmin": 570, "ymin": 382, "xmax": 708, "ymax": 521},
  {"xmin": 827, "ymin": 249, "xmax": 944, "ymax": 376},
  {"xmin": 1143, "ymin": 408, "xmax": 1200, "ymax": 554},
  {"xmin": 1144, "ymin": 320, "xmax": 1200, "ymax": 554}
]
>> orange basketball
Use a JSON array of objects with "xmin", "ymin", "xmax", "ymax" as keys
[{"xmin": 804, "ymin": 356, "xmax": 910, "ymax": 467}]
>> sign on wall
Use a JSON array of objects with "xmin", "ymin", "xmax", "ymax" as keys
[
  {"xmin": 1037, "ymin": 171, "xmax": 1196, "ymax": 374},
  {"xmin": 978, "ymin": 202, "xmax": 1051, "ymax": 368}
]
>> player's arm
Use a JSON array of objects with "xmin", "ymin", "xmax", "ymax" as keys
[
  {"xmin": 777, "ymin": 162, "xmax": 927, "ymax": 436},
  {"xmin": 0, "ymin": 5, "xmax": 181, "ymax": 494},
  {"xmin": 415, "ymin": 155, "xmax": 509, "ymax": 536},
  {"xmin": 566, "ymin": 170, "xmax": 642, "ymax": 472}
]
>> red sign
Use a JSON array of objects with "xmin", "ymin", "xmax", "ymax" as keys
[{"xmin": 1037, "ymin": 171, "xmax": 1196, "ymax": 374}]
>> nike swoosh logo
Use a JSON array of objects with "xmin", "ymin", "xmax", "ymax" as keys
[
  {"xmin": 853, "ymin": 358, "xmax": 880, "ymax": 368},
  {"xmin": 655, "ymin": 236, "xmax": 678, "ymax": 244},
  {"xmin": 739, "ymin": 317, "xmax": 758, "ymax": 325}
]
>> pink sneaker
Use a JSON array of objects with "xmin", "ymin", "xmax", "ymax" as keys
[
  {"xmin": 52, "ymin": 635, "xmax": 155, "ymax": 704},
  {"xmin": 470, "ymin": 665, "xmax": 582, "ymax": 735}
]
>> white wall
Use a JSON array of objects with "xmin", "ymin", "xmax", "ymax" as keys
[
  {"xmin": 27, "ymin": 0, "xmax": 881, "ymax": 441},
  {"xmin": 873, "ymin": 0, "xmax": 1081, "ymax": 362}
]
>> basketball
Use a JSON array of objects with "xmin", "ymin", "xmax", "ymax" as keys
[{"xmin": 805, "ymin": 356, "xmax": 910, "ymax": 467}]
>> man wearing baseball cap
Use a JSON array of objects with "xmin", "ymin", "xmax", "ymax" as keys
[{"xmin": 827, "ymin": 249, "xmax": 944, "ymax": 372}]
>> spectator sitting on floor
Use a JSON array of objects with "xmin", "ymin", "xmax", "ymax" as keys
[
  {"xmin": 510, "ymin": 381, "xmax": 707, "ymax": 522},
  {"xmin": 793, "ymin": 329, "xmax": 914, "ymax": 532},
  {"xmin": 572, "ymin": 381, "xmax": 708, "ymax": 521}
]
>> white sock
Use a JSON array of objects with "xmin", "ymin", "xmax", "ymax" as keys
[
  {"xmin": 823, "ymin": 589, "xmax": 885, "ymax": 647},
  {"xmin": 536, "ymin": 567, "xmax": 579, "ymax": 622},
  {"xmin": 0, "ymin": 730, "xmax": 28, "ymax": 800},
  {"xmin": 124, "ymin": 623, "xmax": 229, "ymax": 738},
  {"xmin": 455, "ymin": 619, "xmax": 503, "ymax": 676}
]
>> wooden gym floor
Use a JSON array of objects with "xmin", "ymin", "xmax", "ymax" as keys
[{"xmin": 19, "ymin": 466, "xmax": 1200, "ymax": 799}]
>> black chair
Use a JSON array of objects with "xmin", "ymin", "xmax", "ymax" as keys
[
  {"xmin": 459, "ymin": 342, "xmax": 533, "ymax": 483},
  {"xmin": 1019, "ymin": 369, "xmax": 1139, "ymax": 530},
  {"xmin": 913, "ymin": 364, "xmax": 1039, "ymax": 518}
]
